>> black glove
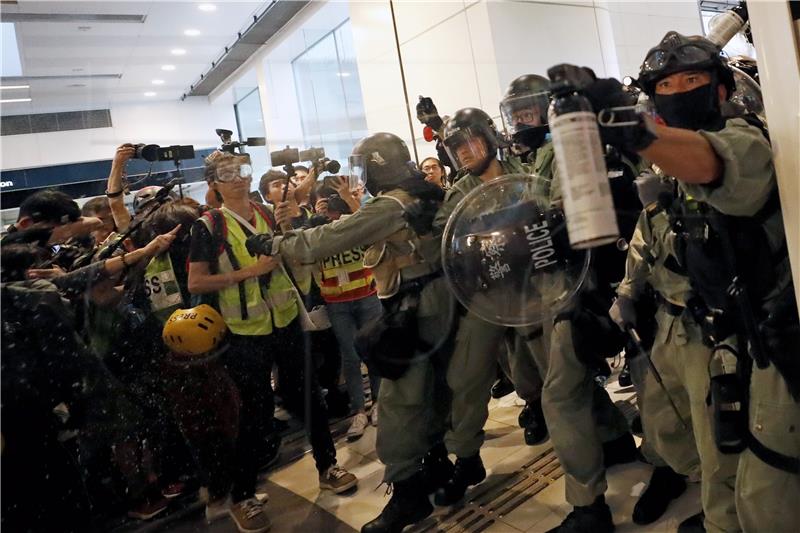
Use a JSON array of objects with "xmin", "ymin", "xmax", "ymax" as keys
[
  {"xmin": 417, "ymin": 96, "xmax": 443, "ymax": 131},
  {"xmin": 403, "ymin": 199, "xmax": 439, "ymax": 236},
  {"xmin": 582, "ymin": 77, "xmax": 657, "ymax": 151},
  {"xmin": 245, "ymin": 233, "xmax": 274, "ymax": 257}
]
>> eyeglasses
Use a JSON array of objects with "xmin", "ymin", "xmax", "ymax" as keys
[
  {"xmin": 642, "ymin": 44, "xmax": 715, "ymax": 73},
  {"xmin": 421, "ymin": 164, "xmax": 441, "ymax": 173},
  {"xmin": 216, "ymin": 164, "xmax": 253, "ymax": 183}
]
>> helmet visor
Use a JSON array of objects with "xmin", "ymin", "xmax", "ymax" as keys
[
  {"xmin": 348, "ymin": 154, "xmax": 367, "ymax": 191},
  {"xmin": 443, "ymin": 126, "xmax": 491, "ymax": 172},
  {"xmin": 499, "ymin": 91, "xmax": 550, "ymax": 135}
]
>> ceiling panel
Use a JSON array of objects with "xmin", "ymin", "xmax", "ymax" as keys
[{"xmin": 1, "ymin": 0, "xmax": 265, "ymax": 116}]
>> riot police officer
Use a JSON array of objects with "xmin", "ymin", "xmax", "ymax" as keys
[
  {"xmin": 578, "ymin": 30, "xmax": 800, "ymax": 533},
  {"xmin": 245, "ymin": 132, "xmax": 454, "ymax": 533},
  {"xmin": 499, "ymin": 73, "xmax": 552, "ymax": 163}
]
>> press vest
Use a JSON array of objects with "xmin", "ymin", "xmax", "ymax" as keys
[
  {"xmin": 199, "ymin": 205, "xmax": 298, "ymax": 336},
  {"xmin": 315, "ymin": 245, "xmax": 376, "ymax": 303},
  {"xmin": 144, "ymin": 252, "xmax": 184, "ymax": 324}
]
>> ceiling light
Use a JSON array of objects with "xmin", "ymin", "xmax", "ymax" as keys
[
  {"xmin": 161, "ymin": 64, "xmax": 176, "ymax": 71},
  {"xmin": 170, "ymin": 48, "xmax": 186, "ymax": 56},
  {"xmin": 0, "ymin": 85, "xmax": 30, "ymax": 90},
  {"xmin": 198, "ymin": 4, "xmax": 217, "ymax": 12},
  {"xmin": 144, "ymin": 91, "xmax": 157, "ymax": 97},
  {"xmin": 152, "ymin": 79, "xmax": 165, "ymax": 85},
  {"xmin": 183, "ymin": 28, "xmax": 200, "ymax": 37},
  {"xmin": 1, "ymin": 97, "xmax": 32, "ymax": 103}
]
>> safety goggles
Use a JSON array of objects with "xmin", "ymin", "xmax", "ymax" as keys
[
  {"xmin": 216, "ymin": 163, "xmax": 253, "ymax": 183},
  {"xmin": 641, "ymin": 43, "xmax": 715, "ymax": 74}
]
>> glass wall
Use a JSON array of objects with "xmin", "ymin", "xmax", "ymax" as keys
[
  {"xmin": 291, "ymin": 20, "xmax": 368, "ymax": 168},
  {"xmin": 234, "ymin": 87, "xmax": 269, "ymax": 181}
]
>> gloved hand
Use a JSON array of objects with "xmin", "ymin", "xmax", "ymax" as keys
[
  {"xmin": 416, "ymin": 96, "xmax": 443, "ymax": 131},
  {"xmin": 403, "ymin": 199, "xmax": 439, "ymax": 236},
  {"xmin": 245, "ymin": 233, "xmax": 275, "ymax": 257},
  {"xmin": 609, "ymin": 295, "xmax": 637, "ymax": 331},
  {"xmin": 582, "ymin": 77, "xmax": 657, "ymax": 152},
  {"xmin": 635, "ymin": 170, "xmax": 674, "ymax": 207}
]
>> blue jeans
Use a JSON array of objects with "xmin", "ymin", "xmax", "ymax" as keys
[{"xmin": 327, "ymin": 295, "xmax": 384, "ymax": 412}]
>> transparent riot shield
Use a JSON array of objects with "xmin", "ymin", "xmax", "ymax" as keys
[
  {"xmin": 729, "ymin": 66, "xmax": 765, "ymax": 123},
  {"xmin": 441, "ymin": 173, "xmax": 590, "ymax": 327}
]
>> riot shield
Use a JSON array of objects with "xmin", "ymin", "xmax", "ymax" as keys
[{"xmin": 441, "ymin": 173, "xmax": 590, "ymax": 326}]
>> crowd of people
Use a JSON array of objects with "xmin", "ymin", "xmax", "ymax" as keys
[{"xmin": 2, "ymin": 27, "xmax": 798, "ymax": 533}]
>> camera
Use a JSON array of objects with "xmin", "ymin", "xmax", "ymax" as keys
[
  {"xmin": 269, "ymin": 145, "xmax": 340, "ymax": 174},
  {"xmin": 216, "ymin": 128, "xmax": 266, "ymax": 154},
  {"xmin": 132, "ymin": 143, "xmax": 195, "ymax": 162}
]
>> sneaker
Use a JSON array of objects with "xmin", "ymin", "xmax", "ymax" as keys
[
  {"xmin": 161, "ymin": 481, "xmax": 186, "ymax": 499},
  {"xmin": 229, "ymin": 498, "xmax": 271, "ymax": 533},
  {"xmin": 319, "ymin": 465, "xmax": 358, "ymax": 494},
  {"xmin": 370, "ymin": 403, "xmax": 379, "ymax": 427},
  {"xmin": 347, "ymin": 413, "xmax": 370, "ymax": 442},
  {"xmin": 127, "ymin": 496, "xmax": 169, "ymax": 520},
  {"xmin": 205, "ymin": 495, "xmax": 232, "ymax": 524}
]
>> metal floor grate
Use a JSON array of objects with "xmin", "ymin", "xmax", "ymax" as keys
[{"xmin": 410, "ymin": 447, "xmax": 564, "ymax": 533}]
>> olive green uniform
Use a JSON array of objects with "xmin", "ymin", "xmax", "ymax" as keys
[
  {"xmin": 618, "ymin": 204, "xmax": 739, "ymax": 533},
  {"xmin": 679, "ymin": 118, "xmax": 799, "ymax": 533},
  {"xmin": 534, "ymin": 144, "xmax": 631, "ymax": 507},
  {"xmin": 272, "ymin": 191, "xmax": 452, "ymax": 483}
]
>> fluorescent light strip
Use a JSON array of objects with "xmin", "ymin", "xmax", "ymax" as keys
[
  {"xmin": 1, "ymin": 97, "xmax": 32, "ymax": 103},
  {"xmin": 0, "ymin": 85, "xmax": 30, "ymax": 90}
]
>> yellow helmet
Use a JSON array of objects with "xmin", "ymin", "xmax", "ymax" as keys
[{"xmin": 163, "ymin": 304, "xmax": 228, "ymax": 360}]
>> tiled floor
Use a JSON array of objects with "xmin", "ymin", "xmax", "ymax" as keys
[{"xmin": 139, "ymin": 374, "xmax": 703, "ymax": 533}]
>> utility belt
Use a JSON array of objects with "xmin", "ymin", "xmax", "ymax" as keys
[{"xmin": 354, "ymin": 270, "xmax": 443, "ymax": 380}]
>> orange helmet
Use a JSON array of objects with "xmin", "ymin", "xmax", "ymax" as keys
[{"xmin": 162, "ymin": 304, "xmax": 227, "ymax": 362}]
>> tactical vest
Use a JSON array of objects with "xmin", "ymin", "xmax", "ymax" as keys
[
  {"xmin": 144, "ymin": 252, "xmax": 185, "ymax": 324},
  {"xmin": 199, "ymin": 204, "xmax": 298, "ymax": 336},
  {"xmin": 315, "ymin": 245, "xmax": 376, "ymax": 303},
  {"xmin": 363, "ymin": 190, "xmax": 438, "ymax": 299}
]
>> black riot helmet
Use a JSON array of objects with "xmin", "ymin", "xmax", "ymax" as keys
[
  {"xmin": 349, "ymin": 132, "xmax": 415, "ymax": 196},
  {"xmin": 442, "ymin": 107, "xmax": 500, "ymax": 176},
  {"xmin": 499, "ymin": 74, "xmax": 551, "ymax": 152},
  {"xmin": 728, "ymin": 55, "xmax": 759, "ymax": 85},
  {"xmin": 638, "ymin": 31, "xmax": 735, "ymax": 97}
]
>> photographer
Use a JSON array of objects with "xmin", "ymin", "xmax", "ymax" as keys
[
  {"xmin": 258, "ymin": 170, "xmax": 311, "ymax": 232},
  {"xmin": 312, "ymin": 176, "xmax": 382, "ymax": 441},
  {"xmin": 188, "ymin": 151, "xmax": 357, "ymax": 533}
]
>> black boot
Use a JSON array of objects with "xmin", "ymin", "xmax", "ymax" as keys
[
  {"xmin": 677, "ymin": 512, "xmax": 706, "ymax": 533},
  {"xmin": 491, "ymin": 374, "xmax": 515, "ymax": 399},
  {"xmin": 632, "ymin": 466, "xmax": 686, "ymax": 525},
  {"xmin": 433, "ymin": 453, "xmax": 486, "ymax": 506},
  {"xmin": 361, "ymin": 472, "xmax": 433, "ymax": 533},
  {"xmin": 422, "ymin": 442, "xmax": 454, "ymax": 494},
  {"xmin": 519, "ymin": 400, "xmax": 548, "ymax": 445},
  {"xmin": 602, "ymin": 433, "xmax": 637, "ymax": 468},
  {"xmin": 546, "ymin": 495, "xmax": 614, "ymax": 533}
]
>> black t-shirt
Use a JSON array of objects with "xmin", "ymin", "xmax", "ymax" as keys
[{"xmin": 189, "ymin": 219, "xmax": 217, "ymax": 265}]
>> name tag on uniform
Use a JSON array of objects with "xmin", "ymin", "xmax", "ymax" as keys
[{"xmin": 607, "ymin": 170, "xmax": 624, "ymax": 179}]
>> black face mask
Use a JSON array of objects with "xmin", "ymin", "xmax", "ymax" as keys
[
  {"xmin": 514, "ymin": 126, "xmax": 549, "ymax": 153},
  {"xmin": 654, "ymin": 84, "xmax": 721, "ymax": 131}
]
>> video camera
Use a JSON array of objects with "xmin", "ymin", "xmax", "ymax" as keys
[
  {"xmin": 216, "ymin": 128, "xmax": 266, "ymax": 155},
  {"xmin": 132, "ymin": 143, "xmax": 195, "ymax": 162},
  {"xmin": 269, "ymin": 145, "xmax": 341, "ymax": 175}
]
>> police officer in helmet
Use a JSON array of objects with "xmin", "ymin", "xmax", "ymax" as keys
[
  {"xmin": 575, "ymin": 30, "xmax": 800, "ymax": 533},
  {"xmin": 499, "ymin": 74, "xmax": 551, "ymax": 162},
  {"xmin": 246, "ymin": 132, "xmax": 454, "ymax": 533}
]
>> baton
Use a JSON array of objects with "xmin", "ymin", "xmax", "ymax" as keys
[{"xmin": 627, "ymin": 325, "xmax": 689, "ymax": 430}]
